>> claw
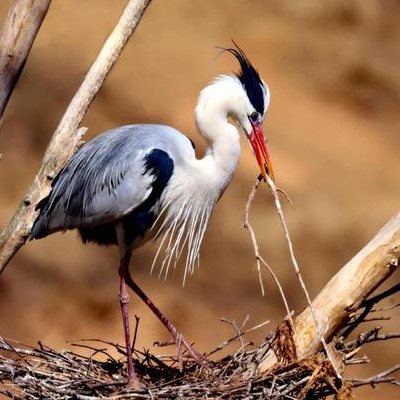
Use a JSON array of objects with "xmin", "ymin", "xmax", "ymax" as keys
[{"xmin": 155, "ymin": 334, "xmax": 208, "ymax": 371}]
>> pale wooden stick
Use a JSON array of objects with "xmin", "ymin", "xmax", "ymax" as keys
[
  {"xmin": 0, "ymin": 0, "xmax": 52, "ymax": 118},
  {"xmin": 350, "ymin": 364, "xmax": 400, "ymax": 388},
  {"xmin": 0, "ymin": 0, "xmax": 152, "ymax": 273},
  {"xmin": 265, "ymin": 175, "xmax": 342, "ymax": 379},
  {"xmin": 259, "ymin": 212, "xmax": 400, "ymax": 373},
  {"xmin": 242, "ymin": 179, "xmax": 265, "ymax": 295},
  {"xmin": 242, "ymin": 180, "xmax": 293, "ymax": 325}
]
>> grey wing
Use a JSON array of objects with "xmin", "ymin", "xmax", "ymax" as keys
[{"xmin": 31, "ymin": 125, "xmax": 188, "ymax": 238}]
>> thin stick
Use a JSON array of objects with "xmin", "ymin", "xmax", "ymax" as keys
[
  {"xmin": 341, "ymin": 283, "xmax": 400, "ymax": 339},
  {"xmin": 350, "ymin": 364, "xmax": 400, "ymax": 388},
  {"xmin": 207, "ymin": 319, "xmax": 270, "ymax": 357},
  {"xmin": 265, "ymin": 174, "xmax": 342, "ymax": 380},
  {"xmin": 242, "ymin": 177, "xmax": 265, "ymax": 295},
  {"xmin": 220, "ymin": 317, "xmax": 247, "ymax": 353},
  {"xmin": 242, "ymin": 180, "xmax": 293, "ymax": 325},
  {"xmin": 131, "ymin": 315, "xmax": 140, "ymax": 352}
]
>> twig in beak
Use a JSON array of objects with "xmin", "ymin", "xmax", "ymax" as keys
[
  {"xmin": 264, "ymin": 174, "xmax": 343, "ymax": 382},
  {"xmin": 242, "ymin": 180, "xmax": 293, "ymax": 327}
]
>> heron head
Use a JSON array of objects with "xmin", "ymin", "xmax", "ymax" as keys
[{"xmin": 224, "ymin": 43, "xmax": 275, "ymax": 182}]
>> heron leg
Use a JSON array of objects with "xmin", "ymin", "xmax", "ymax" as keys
[
  {"xmin": 123, "ymin": 266, "xmax": 207, "ymax": 367},
  {"xmin": 118, "ymin": 251, "xmax": 143, "ymax": 389}
]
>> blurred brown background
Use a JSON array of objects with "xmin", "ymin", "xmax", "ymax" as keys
[{"xmin": 0, "ymin": 1, "xmax": 399, "ymax": 398}]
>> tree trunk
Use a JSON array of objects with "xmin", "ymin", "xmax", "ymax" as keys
[
  {"xmin": 0, "ymin": 0, "xmax": 52, "ymax": 118},
  {"xmin": 0, "ymin": 0, "xmax": 152, "ymax": 273}
]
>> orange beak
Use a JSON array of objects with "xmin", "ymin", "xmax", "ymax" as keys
[{"xmin": 248, "ymin": 121, "xmax": 275, "ymax": 182}]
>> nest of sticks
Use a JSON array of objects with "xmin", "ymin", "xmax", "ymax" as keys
[
  {"xmin": 1, "ymin": 305, "xmax": 399, "ymax": 400},
  {"xmin": 1, "ymin": 183, "xmax": 399, "ymax": 399}
]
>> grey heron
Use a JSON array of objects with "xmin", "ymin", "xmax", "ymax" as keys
[{"xmin": 30, "ymin": 45, "xmax": 274, "ymax": 388}]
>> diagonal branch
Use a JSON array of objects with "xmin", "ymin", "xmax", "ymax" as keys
[
  {"xmin": 0, "ymin": 0, "xmax": 52, "ymax": 118},
  {"xmin": 0, "ymin": 0, "xmax": 152, "ymax": 273},
  {"xmin": 259, "ymin": 212, "xmax": 400, "ymax": 373}
]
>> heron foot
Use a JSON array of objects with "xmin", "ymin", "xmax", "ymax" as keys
[
  {"xmin": 154, "ymin": 334, "xmax": 208, "ymax": 370},
  {"xmin": 125, "ymin": 373, "xmax": 146, "ymax": 391}
]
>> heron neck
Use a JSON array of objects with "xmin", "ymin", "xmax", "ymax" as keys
[
  {"xmin": 193, "ymin": 115, "xmax": 240, "ymax": 196},
  {"xmin": 204, "ymin": 122, "xmax": 240, "ymax": 175},
  {"xmin": 194, "ymin": 75, "xmax": 245, "ymax": 188}
]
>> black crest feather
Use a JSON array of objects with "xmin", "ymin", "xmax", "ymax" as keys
[{"xmin": 221, "ymin": 42, "xmax": 265, "ymax": 115}]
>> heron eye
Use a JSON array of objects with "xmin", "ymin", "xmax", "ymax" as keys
[{"xmin": 250, "ymin": 112, "xmax": 259, "ymax": 122}]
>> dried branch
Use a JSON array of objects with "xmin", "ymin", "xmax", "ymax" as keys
[
  {"xmin": 350, "ymin": 364, "xmax": 400, "ymax": 388},
  {"xmin": 207, "ymin": 319, "xmax": 270, "ymax": 358},
  {"xmin": 341, "ymin": 327, "xmax": 400, "ymax": 354},
  {"xmin": 242, "ymin": 177, "xmax": 265, "ymax": 295},
  {"xmin": 259, "ymin": 212, "xmax": 400, "ymax": 373},
  {"xmin": 340, "ymin": 283, "xmax": 400, "ymax": 339},
  {"xmin": 0, "ymin": 0, "xmax": 51, "ymax": 118},
  {"xmin": 0, "ymin": 0, "xmax": 152, "ymax": 274},
  {"xmin": 262, "ymin": 175, "xmax": 342, "ymax": 379},
  {"xmin": 260, "ymin": 214, "xmax": 400, "ymax": 373},
  {"xmin": 242, "ymin": 179, "xmax": 293, "ymax": 325}
]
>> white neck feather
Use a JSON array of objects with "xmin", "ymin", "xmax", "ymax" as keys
[
  {"xmin": 194, "ymin": 75, "xmax": 247, "ymax": 185},
  {"xmin": 153, "ymin": 75, "xmax": 251, "ymax": 283}
]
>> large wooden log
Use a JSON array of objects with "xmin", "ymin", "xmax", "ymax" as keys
[{"xmin": 259, "ymin": 212, "xmax": 400, "ymax": 372}]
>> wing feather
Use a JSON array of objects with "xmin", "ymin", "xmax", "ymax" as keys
[{"xmin": 31, "ymin": 124, "xmax": 193, "ymax": 238}]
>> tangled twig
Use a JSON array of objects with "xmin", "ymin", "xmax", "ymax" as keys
[
  {"xmin": 242, "ymin": 178, "xmax": 293, "ymax": 325},
  {"xmin": 0, "ymin": 304, "xmax": 399, "ymax": 399},
  {"xmin": 243, "ymin": 174, "xmax": 342, "ymax": 379}
]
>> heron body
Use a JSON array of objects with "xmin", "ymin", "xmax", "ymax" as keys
[
  {"xmin": 32, "ymin": 126, "xmax": 186, "ymax": 246},
  {"xmin": 30, "ymin": 46, "xmax": 273, "ymax": 388}
]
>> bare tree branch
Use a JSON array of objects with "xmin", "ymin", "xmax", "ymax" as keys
[
  {"xmin": 341, "ymin": 282, "xmax": 400, "ymax": 339},
  {"xmin": 0, "ymin": 0, "xmax": 51, "ymax": 118},
  {"xmin": 343, "ymin": 328, "xmax": 400, "ymax": 354},
  {"xmin": 350, "ymin": 364, "xmax": 400, "ymax": 388},
  {"xmin": 259, "ymin": 212, "xmax": 400, "ymax": 373},
  {"xmin": 0, "ymin": 0, "xmax": 152, "ymax": 273}
]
